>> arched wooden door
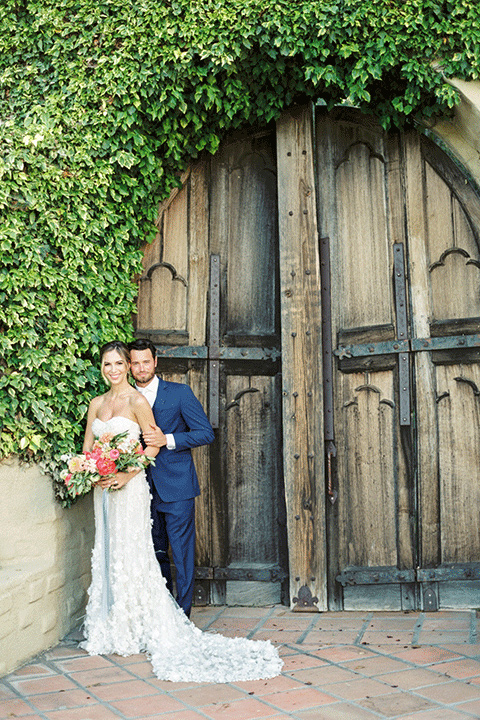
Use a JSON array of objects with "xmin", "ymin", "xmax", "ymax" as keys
[
  {"xmin": 315, "ymin": 108, "xmax": 480, "ymax": 610},
  {"xmin": 136, "ymin": 129, "xmax": 289, "ymax": 606},
  {"xmin": 136, "ymin": 106, "xmax": 480, "ymax": 610}
]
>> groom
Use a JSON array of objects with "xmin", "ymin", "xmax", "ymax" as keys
[{"xmin": 128, "ymin": 338, "xmax": 214, "ymax": 617}]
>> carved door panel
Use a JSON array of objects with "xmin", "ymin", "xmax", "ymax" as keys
[
  {"xmin": 405, "ymin": 134, "xmax": 480, "ymax": 608},
  {"xmin": 316, "ymin": 108, "xmax": 480, "ymax": 609}
]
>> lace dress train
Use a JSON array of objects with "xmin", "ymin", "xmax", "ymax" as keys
[{"xmin": 80, "ymin": 416, "xmax": 283, "ymax": 683}]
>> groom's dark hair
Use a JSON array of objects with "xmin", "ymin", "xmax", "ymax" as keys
[{"xmin": 128, "ymin": 337, "xmax": 157, "ymax": 362}]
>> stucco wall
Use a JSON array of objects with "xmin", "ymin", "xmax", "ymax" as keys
[
  {"xmin": 0, "ymin": 458, "xmax": 94, "ymax": 675},
  {"xmin": 432, "ymin": 78, "xmax": 480, "ymax": 185}
]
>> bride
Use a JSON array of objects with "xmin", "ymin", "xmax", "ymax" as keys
[{"xmin": 80, "ymin": 340, "xmax": 283, "ymax": 683}]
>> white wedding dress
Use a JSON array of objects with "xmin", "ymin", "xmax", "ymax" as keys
[{"xmin": 80, "ymin": 416, "xmax": 283, "ymax": 682}]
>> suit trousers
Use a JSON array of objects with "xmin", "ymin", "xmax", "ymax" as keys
[{"xmin": 150, "ymin": 482, "xmax": 196, "ymax": 617}]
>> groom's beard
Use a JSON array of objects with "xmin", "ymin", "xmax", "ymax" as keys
[{"xmin": 132, "ymin": 372, "xmax": 156, "ymax": 387}]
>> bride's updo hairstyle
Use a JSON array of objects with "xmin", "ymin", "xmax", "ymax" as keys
[{"xmin": 99, "ymin": 340, "xmax": 130, "ymax": 384}]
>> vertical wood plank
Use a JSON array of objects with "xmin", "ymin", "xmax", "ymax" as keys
[
  {"xmin": 188, "ymin": 161, "xmax": 209, "ymax": 347},
  {"xmin": 185, "ymin": 161, "xmax": 211, "ymax": 571},
  {"xmin": 403, "ymin": 132, "xmax": 440, "ymax": 568},
  {"xmin": 208, "ymin": 146, "xmax": 229, "ymax": 596},
  {"xmin": 189, "ymin": 367, "xmax": 211, "ymax": 567},
  {"xmin": 335, "ymin": 143, "xmax": 392, "ymax": 328},
  {"xmin": 315, "ymin": 112, "xmax": 341, "ymax": 608},
  {"xmin": 136, "ymin": 222, "xmax": 161, "ymax": 331},
  {"xmin": 276, "ymin": 104, "xmax": 326, "ymax": 610},
  {"xmin": 315, "ymin": 111, "xmax": 414, "ymax": 609},
  {"xmin": 385, "ymin": 134, "xmax": 414, "ymax": 572}
]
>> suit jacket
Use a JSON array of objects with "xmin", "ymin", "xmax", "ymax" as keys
[{"xmin": 147, "ymin": 379, "xmax": 214, "ymax": 502}]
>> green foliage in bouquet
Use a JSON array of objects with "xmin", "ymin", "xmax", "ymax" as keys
[{"xmin": 1, "ymin": 0, "xmax": 480, "ymax": 504}]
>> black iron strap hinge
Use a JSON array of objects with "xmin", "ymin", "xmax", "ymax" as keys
[
  {"xmin": 337, "ymin": 563, "xmax": 480, "ymax": 586},
  {"xmin": 194, "ymin": 566, "xmax": 288, "ymax": 583},
  {"xmin": 335, "ymin": 334, "xmax": 480, "ymax": 358}
]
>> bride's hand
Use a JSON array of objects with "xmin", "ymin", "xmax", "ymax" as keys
[
  {"xmin": 107, "ymin": 471, "xmax": 136, "ymax": 491},
  {"xmin": 96, "ymin": 475, "xmax": 114, "ymax": 490}
]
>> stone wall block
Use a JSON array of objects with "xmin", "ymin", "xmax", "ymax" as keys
[
  {"xmin": 0, "ymin": 594, "xmax": 13, "ymax": 617},
  {"xmin": 47, "ymin": 572, "xmax": 66, "ymax": 594},
  {"xmin": 41, "ymin": 610, "xmax": 58, "ymax": 635},
  {"xmin": 18, "ymin": 607, "xmax": 34, "ymax": 630},
  {"xmin": 28, "ymin": 579, "xmax": 46, "ymax": 604}
]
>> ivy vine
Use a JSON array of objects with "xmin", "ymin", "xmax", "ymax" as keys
[{"xmin": 1, "ymin": 0, "xmax": 479, "ymax": 505}]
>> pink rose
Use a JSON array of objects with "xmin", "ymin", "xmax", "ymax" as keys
[
  {"xmin": 109, "ymin": 449, "xmax": 120, "ymax": 460},
  {"xmin": 96, "ymin": 457, "xmax": 117, "ymax": 476}
]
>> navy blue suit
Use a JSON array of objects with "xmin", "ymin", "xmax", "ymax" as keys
[{"xmin": 147, "ymin": 379, "xmax": 214, "ymax": 616}]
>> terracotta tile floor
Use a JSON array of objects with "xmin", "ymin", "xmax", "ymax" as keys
[{"xmin": 1, "ymin": 606, "xmax": 479, "ymax": 719}]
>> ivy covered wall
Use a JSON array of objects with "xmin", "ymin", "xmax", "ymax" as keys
[{"xmin": 1, "ymin": 0, "xmax": 479, "ymax": 504}]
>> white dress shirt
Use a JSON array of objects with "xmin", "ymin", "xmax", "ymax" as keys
[{"xmin": 136, "ymin": 375, "xmax": 176, "ymax": 450}]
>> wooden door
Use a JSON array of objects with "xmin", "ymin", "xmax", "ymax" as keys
[
  {"xmin": 135, "ymin": 129, "xmax": 288, "ymax": 606},
  {"xmin": 316, "ymin": 107, "xmax": 480, "ymax": 609},
  {"xmin": 136, "ymin": 106, "xmax": 480, "ymax": 610},
  {"xmin": 405, "ymin": 133, "xmax": 480, "ymax": 608}
]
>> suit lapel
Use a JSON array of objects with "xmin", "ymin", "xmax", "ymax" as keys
[{"xmin": 153, "ymin": 378, "xmax": 169, "ymax": 412}]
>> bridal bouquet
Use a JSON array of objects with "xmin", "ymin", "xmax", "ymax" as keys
[{"xmin": 61, "ymin": 430, "xmax": 155, "ymax": 499}]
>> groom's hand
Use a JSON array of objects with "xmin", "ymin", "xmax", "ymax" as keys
[{"xmin": 143, "ymin": 423, "xmax": 167, "ymax": 448}]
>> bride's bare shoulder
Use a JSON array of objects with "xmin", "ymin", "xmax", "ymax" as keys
[
  {"xmin": 128, "ymin": 388, "xmax": 149, "ymax": 409},
  {"xmin": 88, "ymin": 393, "xmax": 108, "ymax": 411}
]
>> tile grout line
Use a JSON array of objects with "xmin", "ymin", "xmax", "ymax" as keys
[
  {"xmin": 193, "ymin": 606, "xmax": 228, "ymax": 631},
  {"xmin": 246, "ymin": 605, "xmax": 280, "ymax": 639},
  {"xmin": 47, "ymin": 650, "xmax": 226, "ymax": 720},
  {"xmin": 412, "ymin": 611, "xmax": 425, "ymax": 645},
  {"xmin": 6, "ymin": 623, "xmax": 317, "ymax": 720},
  {"xmin": 276, "ymin": 652, "xmax": 480, "ymax": 720},
  {"xmin": 72, "ymin": 651, "xmax": 229, "ymax": 716},
  {"xmin": 226, "ymin": 677, "xmax": 387, "ymax": 720},
  {"xmin": 294, "ymin": 613, "xmax": 322, "ymax": 645},
  {"xmin": 225, "ymin": 639, "xmax": 480, "ymax": 720},
  {"xmin": 470, "ymin": 609, "xmax": 478, "ymax": 645},
  {"xmin": 4, "ymin": 651, "xmax": 478, "ymax": 720},
  {"xmin": 385, "ymin": 683, "xmax": 480, "ymax": 720},
  {"xmin": 354, "ymin": 611, "xmax": 373, "ymax": 645},
  {"xmin": 279, "ymin": 639, "xmax": 477, "ymax": 687}
]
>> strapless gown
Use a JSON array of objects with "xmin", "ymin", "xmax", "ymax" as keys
[{"xmin": 80, "ymin": 416, "xmax": 283, "ymax": 682}]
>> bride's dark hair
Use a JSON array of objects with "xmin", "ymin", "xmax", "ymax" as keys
[{"xmin": 99, "ymin": 341, "xmax": 130, "ymax": 384}]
